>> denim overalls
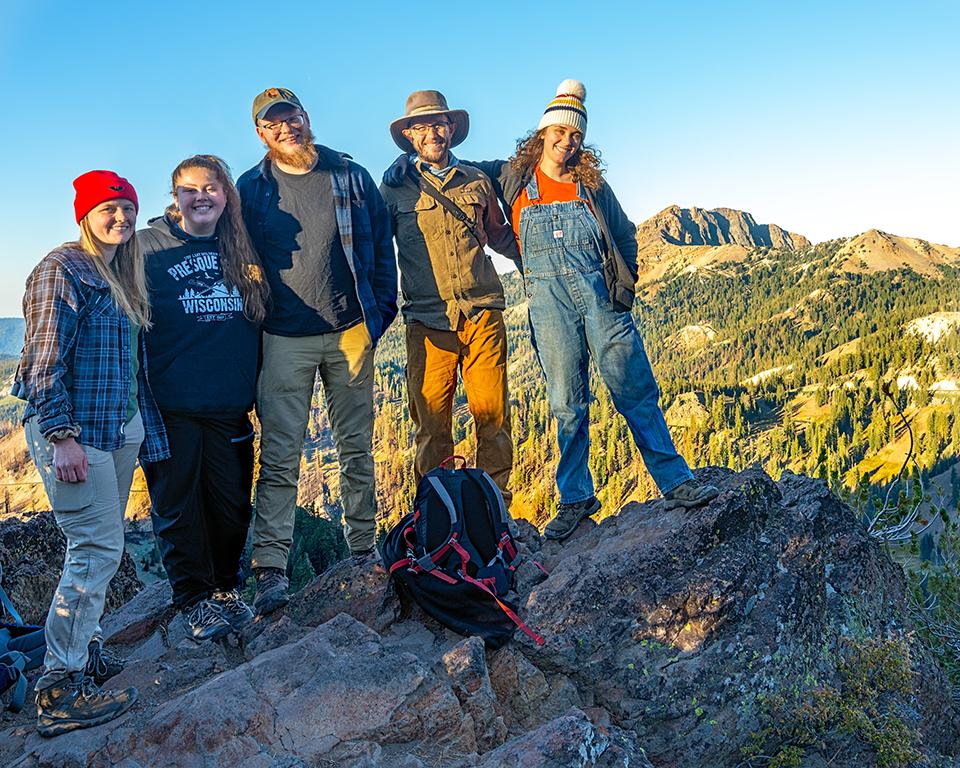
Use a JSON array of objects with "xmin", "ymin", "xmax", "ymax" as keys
[{"xmin": 517, "ymin": 174, "xmax": 693, "ymax": 504}]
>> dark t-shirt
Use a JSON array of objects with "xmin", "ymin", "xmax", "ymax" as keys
[{"xmin": 260, "ymin": 165, "xmax": 363, "ymax": 336}]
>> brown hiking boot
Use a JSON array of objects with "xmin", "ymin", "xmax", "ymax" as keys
[
  {"xmin": 36, "ymin": 673, "xmax": 137, "ymax": 737},
  {"xmin": 544, "ymin": 496, "xmax": 601, "ymax": 541},
  {"xmin": 253, "ymin": 567, "xmax": 290, "ymax": 616},
  {"xmin": 663, "ymin": 480, "xmax": 720, "ymax": 511}
]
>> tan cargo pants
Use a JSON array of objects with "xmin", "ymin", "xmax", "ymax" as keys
[{"xmin": 253, "ymin": 322, "xmax": 376, "ymax": 565}]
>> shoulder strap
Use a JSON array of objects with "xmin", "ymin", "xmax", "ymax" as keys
[
  {"xmin": 0, "ymin": 651, "xmax": 27, "ymax": 712},
  {"xmin": 408, "ymin": 166, "xmax": 481, "ymax": 243},
  {"xmin": 0, "ymin": 563, "xmax": 23, "ymax": 626}
]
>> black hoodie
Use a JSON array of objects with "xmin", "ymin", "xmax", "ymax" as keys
[{"xmin": 139, "ymin": 215, "xmax": 259, "ymax": 415}]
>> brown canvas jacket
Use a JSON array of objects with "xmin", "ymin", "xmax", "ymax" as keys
[{"xmin": 380, "ymin": 161, "xmax": 520, "ymax": 330}]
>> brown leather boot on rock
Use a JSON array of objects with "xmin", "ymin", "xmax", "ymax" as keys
[
  {"xmin": 663, "ymin": 480, "xmax": 720, "ymax": 511},
  {"xmin": 36, "ymin": 673, "xmax": 137, "ymax": 737}
]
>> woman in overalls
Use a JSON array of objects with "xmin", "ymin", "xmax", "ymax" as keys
[
  {"xmin": 384, "ymin": 80, "xmax": 718, "ymax": 540},
  {"xmin": 506, "ymin": 81, "xmax": 718, "ymax": 539}
]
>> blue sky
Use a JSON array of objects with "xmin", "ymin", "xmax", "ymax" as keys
[{"xmin": 1, "ymin": 1, "xmax": 957, "ymax": 316}]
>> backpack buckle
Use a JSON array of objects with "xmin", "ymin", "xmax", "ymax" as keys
[{"xmin": 415, "ymin": 554, "xmax": 437, "ymax": 572}]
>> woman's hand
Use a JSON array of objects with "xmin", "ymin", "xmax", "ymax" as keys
[{"xmin": 53, "ymin": 437, "xmax": 88, "ymax": 483}]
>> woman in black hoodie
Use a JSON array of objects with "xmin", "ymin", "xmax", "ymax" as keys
[{"xmin": 138, "ymin": 155, "xmax": 270, "ymax": 641}]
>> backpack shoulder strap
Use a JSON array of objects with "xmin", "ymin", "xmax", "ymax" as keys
[
  {"xmin": 0, "ymin": 651, "xmax": 27, "ymax": 712},
  {"xmin": 0, "ymin": 563, "xmax": 23, "ymax": 626}
]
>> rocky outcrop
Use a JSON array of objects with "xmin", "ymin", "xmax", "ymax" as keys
[
  {"xmin": 638, "ymin": 205, "xmax": 811, "ymax": 252},
  {"xmin": 0, "ymin": 511, "xmax": 143, "ymax": 626},
  {"xmin": 2, "ymin": 468, "xmax": 958, "ymax": 767}
]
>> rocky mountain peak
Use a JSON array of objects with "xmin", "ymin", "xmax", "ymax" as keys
[{"xmin": 638, "ymin": 205, "xmax": 811, "ymax": 252}]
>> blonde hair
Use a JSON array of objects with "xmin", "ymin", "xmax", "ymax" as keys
[
  {"xmin": 166, "ymin": 154, "xmax": 270, "ymax": 324},
  {"xmin": 509, "ymin": 128, "xmax": 605, "ymax": 190},
  {"xmin": 78, "ymin": 218, "xmax": 151, "ymax": 328}
]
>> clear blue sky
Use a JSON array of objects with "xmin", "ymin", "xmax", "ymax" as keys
[{"xmin": 1, "ymin": 1, "xmax": 957, "ymax": 317}]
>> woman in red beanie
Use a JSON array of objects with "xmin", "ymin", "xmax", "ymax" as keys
[{"xmin": 13, "ymin": 170, "xmax": 170, "ymax": 737}]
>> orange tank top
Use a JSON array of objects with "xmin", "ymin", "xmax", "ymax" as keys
[{"xmin": 512, "ymin": 167, "xmax": 589, "ymax": 247}]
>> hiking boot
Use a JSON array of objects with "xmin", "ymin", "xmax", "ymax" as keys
[
  {"xmin": 211, "ymin": 589, "xmax": 255, "ymax": 631},
  {"xmin": 663, "ymin": 480, "xmax": 720, "ymax": 511},
  {"xmin": 184, "ymin": 598, "xmax": 233, "ymax": 642},
  {"xmin": 84, "ymin": 639, "xmax": 124, "ymax": 685},
  {"xmin": 36, "ymin": 673, "xmax": 137, "ymax": 737},
  {"xmin": 544, "ymin": 496, "xmax": 601, "ymax": 541},
  {"xmin": 253, "ymin": 567, "xmax": 289, "ymax": 616}
]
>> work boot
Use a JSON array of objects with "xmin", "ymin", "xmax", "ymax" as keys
[
  {"xmin": 663, "ymin": 480, "xmax": 720, "ymax": 511},
  {"xmin": 253, "ymin": 567, "xmax": 289, "ymax": 616},
  {"xmin": 84, "ymin": 639, "xmax": 124, "ymax": 685},
  {"xmin": 543, "ymin": 496, "xmax": 601, "ymax": 541},
  {"xmin": 184, "ymin": 598, "xmax": 233, "ymax": 642},
  {"xmin": 211, "ymin": 589, "xmax": 255, "ymax": 631},
  {"xmin": 36, "ymin": 673, "xmax": 137, "ymax": 737}
]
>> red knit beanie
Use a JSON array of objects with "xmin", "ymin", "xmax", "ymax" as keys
[{"xmin": 72, "ymin": 170, "xmax": 139, "ymax": 224}]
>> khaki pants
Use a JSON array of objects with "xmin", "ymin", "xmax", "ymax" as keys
[
  {"xmin": 254, "ymin": 323, "xmax": 376, "ymax": 565},
  {"xmin": 405, "ymin": 310, "xmax": 513, "ymax": 505},
  {"xmin": 25, "ymin": 411, "xmax": 144, "ymax": 688}
]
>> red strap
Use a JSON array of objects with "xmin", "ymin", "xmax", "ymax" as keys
[
  {"xmin": 533, "ymin": 560, "xmax": 550, "ymax": 577},
  {"xmin": 449, "ymin": 540, "xmax": 545, "ymax": 646}
]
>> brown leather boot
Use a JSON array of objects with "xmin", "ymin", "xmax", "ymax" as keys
[{"xmin": 36, "ymin": 673, "xmax": 137, "ymax": 737}]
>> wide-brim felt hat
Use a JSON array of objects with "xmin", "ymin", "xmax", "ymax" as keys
[{"xmin": 390, "ymin": 90, "xmax": 469, "ymax": 154}]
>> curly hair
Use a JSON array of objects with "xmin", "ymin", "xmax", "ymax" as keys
[
  {"xmin": 509, "ymin": 129, "xmax": 605, "ymax": 190},
  {"xmin": 166, "ymin": 155, "xmax": 270, "ymax": 324}
]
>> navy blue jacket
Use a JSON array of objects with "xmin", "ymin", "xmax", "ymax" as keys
[{"xmin": 237, "ymin": 145, "xmax": 398, "ymax": 344}]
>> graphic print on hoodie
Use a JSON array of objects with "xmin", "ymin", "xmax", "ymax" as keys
[{"xmin": 139, "ymin": 215, "xmax": 260, "ymax": 415}]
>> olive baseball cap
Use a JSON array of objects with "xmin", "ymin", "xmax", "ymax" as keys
[{"xmin": 252, "ymin": 87, "xmax": 303, "ymax": 123}]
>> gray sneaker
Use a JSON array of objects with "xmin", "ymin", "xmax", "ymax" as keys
[
  {"xmin": 663, "ymin": 480, "xmax": 720, "ymax": 511},
  {"xmin": 544, "ymin": 496, "xmax": 601, "ymax": 541},
  {"xmin": 36, "ymin": 673, "xmax": 137, "ymax": 738},
  {"xmin": 253, "ymin": 567, "xmax": 290, "ymax": 616},
  {"xmin": 211, "ymin": 588, "xmax": 255, "ymax": 630},
  {"xmin": 184, "ymin": 598, "xmax": 233, "ymax": 642},
  {"xmin": 84, "ymin": 639, "xmax": 124, "ymax": 685}
]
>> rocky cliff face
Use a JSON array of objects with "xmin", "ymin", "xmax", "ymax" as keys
[
  {"xmin": 637, "ymin": 205, "xmax": 811, "ymax": 252},
  {"xmin": 2, "ymin": 468, "xmax": 958, "ymax": 768}
]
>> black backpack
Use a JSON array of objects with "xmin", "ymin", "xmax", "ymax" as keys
[{"xmin": 380, "ymin": 457, "xmax": 544, "ymax": 649}]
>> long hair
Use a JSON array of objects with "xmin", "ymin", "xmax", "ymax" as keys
[
  {"xmin": 509, "ymin": 128, "xmax": 605, "ymax": 190},
  {"xmin": 78, "ymin": 219, "xmax": 151, "ymax": 328},
  {"xmin": 167, "ymin": 154, "xmax": 270, "ymax": 324}
]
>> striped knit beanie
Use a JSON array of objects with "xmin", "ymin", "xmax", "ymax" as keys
[{"xmin": 538, "ymin": 79, "xmax": 587, "ymax": 135}]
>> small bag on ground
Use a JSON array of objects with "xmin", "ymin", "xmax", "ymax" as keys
[{"xmin": 380, "ymin": 457, "xmax": 544, "ymax": 649}]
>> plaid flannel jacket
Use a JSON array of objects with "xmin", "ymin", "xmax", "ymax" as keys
[
  {"xmin": 237, "ymin": 144, "xmax": 398, "ymax": 344},
  {"xmin": 12, "ymin": 246, "xmax": 169, "ymax": 461}
]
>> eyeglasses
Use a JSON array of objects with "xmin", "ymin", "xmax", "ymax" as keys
[
  {"xmin": 258, "ymin": 114, "xmax": 306, "ymax": 133},
  {"xmin": 406, "ymin": 121, "xmax": 451, "ymax": 136}
]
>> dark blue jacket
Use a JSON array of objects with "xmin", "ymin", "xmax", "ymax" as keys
[{"xmin": 237, "ymin": 145, "xmax": 398, "ymax": 344}]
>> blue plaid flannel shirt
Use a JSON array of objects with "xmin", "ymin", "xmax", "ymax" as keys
[{"xmin": 13, "ymin": 246, "xmax": 169, "ymax": 462}]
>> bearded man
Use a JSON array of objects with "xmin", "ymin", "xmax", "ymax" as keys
[{"xmin": 237, "ymin": 87, "xmax": 397, "ymax": 615}]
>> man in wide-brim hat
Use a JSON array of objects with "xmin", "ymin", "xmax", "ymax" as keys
[{"xmin": 381, "ymin": 90, "xmax": 520, "ymax": 507}]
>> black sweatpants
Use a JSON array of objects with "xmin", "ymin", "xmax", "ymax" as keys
[{"xmin": 143, "ymin": 411, "xmax": 255, "ymax": 609}]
